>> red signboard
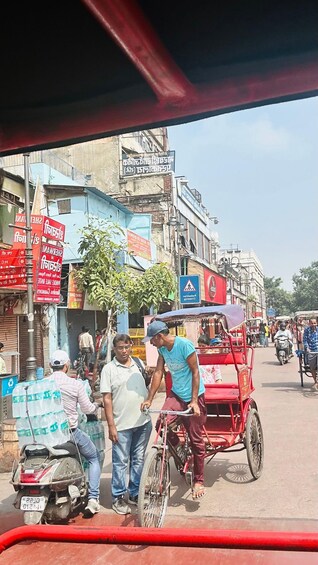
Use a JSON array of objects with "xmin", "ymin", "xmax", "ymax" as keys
[
  {"xmin": 0, "ymin": 249, "xmax": 26, "ymax": 267},
  {"xmin": 42, "ymin": 216, "xmax": 66, "ymax": 243},
  {"xmin": 203, "ymin": 268, "xmax": 226, "ymax": 305},
  {"xmin": 34, "ymin": 242, "xmax": 64, "ymax": 303},
  {"xmin": 127, "ymin": 230, "xmax": 152, "ymax": 260},
  {"xmin": 67, "ymin": 265, "xmax": 84, "ymax": 309}
]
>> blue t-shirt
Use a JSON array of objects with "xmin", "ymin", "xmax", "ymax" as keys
[{"xmin": 159, "ymin": 336, "xmax": 205, "ymax": 402}]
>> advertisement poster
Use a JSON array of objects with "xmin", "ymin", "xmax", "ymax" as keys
[
  {"xmin": 203, "ymin": 268, "xmax": 226, "ymax": 305},
  {"xmin": 67, "ymin": 265, "xmax": 84, "ymax": 309},
  {"xmin": 34, "ymin": 242, "xmax": 64, "ymax": 303},
  {"xmin": 127, "ymin": 230, "xmax": 152, "ymax": 261}
]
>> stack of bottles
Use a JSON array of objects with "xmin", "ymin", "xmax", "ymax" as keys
[
  {"xmin": 78, "ymin": 419, "xmax": 105, "ymax": 472},
  {"xmin": 12, "ymin": 378, "xmax": 70, "ymax": 448}
]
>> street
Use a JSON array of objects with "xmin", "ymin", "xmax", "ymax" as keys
[{"xmin": 0, "ymin": 343, "xmax": 317, "ymax": 563}]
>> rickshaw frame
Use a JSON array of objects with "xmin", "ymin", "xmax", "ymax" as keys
[{"xmin": 294, "ymin": 310, "xmax": 318, "ymax": 387}]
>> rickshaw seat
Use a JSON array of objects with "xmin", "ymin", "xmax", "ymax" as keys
[
  {"xmin": 197, "ymin": 351, "xmax": 245, "ymax": 365},
  {"xmin": 204, "ymin": 384, "xmax": 240, "ymax": 404}
]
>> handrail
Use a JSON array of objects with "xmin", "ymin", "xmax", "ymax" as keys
[{"xmin": 0, "ymin": 525, "xmax": 317, "ymax": 554}]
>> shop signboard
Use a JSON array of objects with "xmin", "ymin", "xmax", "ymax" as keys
[
  {"xmin": 127, "ymin": 230, "xmax": 152, "ymax": 260},
  {"xmin": 67, "ymin": 265, "xmax": 85, "ymax": 309},
  {"xmin": 34, "ymin": 242, "xmax": 64, "ymax": 303},
  {"xmin": 122, "ymin": 151, "xmax": 175, "ymax": 177},
  {"xmin": 203, "ymin": 268, "xmax": 227, "ymax": 305}
]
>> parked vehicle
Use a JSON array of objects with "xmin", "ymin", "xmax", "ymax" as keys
[{"xmin": 11, "ymin": 440, "xmax": 87, "ymax": 525}]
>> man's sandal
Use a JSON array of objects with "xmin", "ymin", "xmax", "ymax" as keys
[{"xmin": 192, "ymin": 484, "xmax": 206, "ymax": 500}]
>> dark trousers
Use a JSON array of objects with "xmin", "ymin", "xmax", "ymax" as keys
[{"xmin": 156, "ymin": 392, "xmax": 207, "ymax": 484}]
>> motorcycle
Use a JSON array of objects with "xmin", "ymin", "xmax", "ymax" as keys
[
  {"xmin": 275, "ymin": 335, "xmax": 292, "ymax": 365},
  {"xmin": 11, "ymin": 439, "xmax": 88, "ymax": 525}
]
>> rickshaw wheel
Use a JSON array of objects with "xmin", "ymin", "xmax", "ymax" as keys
[
  {"xmin": 298, "ymin": 355, "xmax": 304, "ymax": 387},
  {"xmin": 245, "ymin": 408, "xmax": 264, "ymax": 479},
  {"xmin": 138, "ymin": 447, "xmax": 170, "ymax": 528}
]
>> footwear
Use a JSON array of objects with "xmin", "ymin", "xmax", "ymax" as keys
[
  {"xmin": 311, "ymin": 382, "xmax": 318, "ymax": 391},
  {"xmin": 128, "ymin": 494, "xmax": 138, "ymax": 505},
  {"xmin": 112, "ymin": 496, "xmax": 132, "ymax": 515},
  {"xmin": 192, "ymin": 483, "xmax": 206, "ymax": 500},
  {"xmin": 83, "ymin": 498, "xmax": 100, "ymax": 517}
]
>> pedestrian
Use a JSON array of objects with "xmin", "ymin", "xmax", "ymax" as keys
[
  {"xmin": 264, "ymin": 323, "xmax": 270, "ymax": 347},
  {"xmin": 79, "ymin": 327, "xmax": 94, "ymax": 370},
  {"xmin": 0, "ymin": 343, "xmax": 6, "ymax": 374},
  {"xmin": 100, "ymin": 333, "xmax": 152, "ymax": 515},
  {"xmin": 50, "ymin": 350, "xmax": 103, "ymax": 517},
  {"xmin": 259, "ymin": 321, "xmax": 266, "ymax": 347},
  {"xmin": 197, "ymin": 334, "xmax": 222, "ymax": 383},
  {"xmin": 141, "ymin": 320, "xmax": 207, "ymax": 500},
  {"xmin": 303, "ymin": 318, "xmax": 318, "ymax": 390}
]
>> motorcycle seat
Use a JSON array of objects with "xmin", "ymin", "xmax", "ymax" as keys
[{"xmin": 52, "ymin": 441, "xmax": 79, "ymax": 458}]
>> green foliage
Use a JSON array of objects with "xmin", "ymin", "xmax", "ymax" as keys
[
  {"xmin": 75, "ymin": 218, "xmax": 176, "ymax": 314},
  {"xmin": 264, "ymin": 276, "xmax": 294, "ymax": 316},
  {"xmin": 292, "ymin": 261, "xmax": 318, "ymax": 311}
]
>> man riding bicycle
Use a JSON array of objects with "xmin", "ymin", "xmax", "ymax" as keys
[{"xmin": 141, "ymin": 320, "xmax": 207, "ymax": 500}]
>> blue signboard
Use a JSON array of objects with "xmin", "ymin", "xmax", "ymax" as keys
[
  {"xmin": 180, "ymin": 275, "xmax": 201, "ymax": 305},
  {"xmin": 1, "ymin": 375, "xmax": 18, "ymax": 397},
  {"xmin": 267, "ymin": 307, "xmax": 276, "ymax": 318}
]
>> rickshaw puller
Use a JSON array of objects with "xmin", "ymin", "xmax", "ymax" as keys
[{"xmin": 141, "ymin": 321, "xmax": 207, "ymax": 500}]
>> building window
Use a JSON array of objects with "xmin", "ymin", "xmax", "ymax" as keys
[
  {"xmin": 0, "ymin": 203, "xmax": 18, "ymax": 245},
  {"xmin": 203, "ymin": 236, "xmax": 210, "ymax": 262},
  {"xmin": 57, "ymin": 199, "xmax": 71, "ymax": 214},
  {"xmin": 197, "ymin": 230, "xmax": 204, "ymax": 259}
]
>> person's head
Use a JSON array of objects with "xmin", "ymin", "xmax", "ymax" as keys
[
  {"xmin": 50, "ymin": 350, "xmax": 70, "ymax": 373},
  {"xmin": 197, "ymin": 334, "xmax": 210, "ymax": 347},
  {"xmin": 142, "ymin": 320, "xmax": 169, "ymax": 348},
  {"xmin": 95, "ymin": 329, "xmax": 101, "ymax": 336},
  {"xmin": 0, "ymin": 342, "xmax": 4, "ymax": 352},
  {"xmin": 81, "ymin": 326, "xmax": 86, "ymax": 332},
  {"xmin": 83, "ymin": 327, "xmax": 89, "ymax": 333},
  {"xmin": 112, "ymin": 333, "xmax": 132, "ymax": 363},
  {"xmin": 279, "ymin": 323, "xmax": 286, "ymax": 331},
  {"xmin": 309, "ymin": 318, "xmax": 317, "ymax": 330}
]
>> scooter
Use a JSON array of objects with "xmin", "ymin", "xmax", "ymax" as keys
[
  {"xmin": 11, "ymin": 439, "xmax": 88, "ymax": 525},
  {"xmin": 275, "ymin": 336, "xmax": 292, "ymax": 365}
]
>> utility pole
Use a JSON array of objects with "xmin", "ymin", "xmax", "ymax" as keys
[{"xmin": 24, "ymin": 154, "xmax": 37, "ymax": 381}]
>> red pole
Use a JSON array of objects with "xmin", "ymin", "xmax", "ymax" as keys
[{"xmin": 0, "ymin": 525, "xmax": 317, "ymax": 554}]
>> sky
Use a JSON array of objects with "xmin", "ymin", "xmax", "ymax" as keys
[{"xmin": 168, "ymin": 96, "xmax": 318, "ymax": 291}]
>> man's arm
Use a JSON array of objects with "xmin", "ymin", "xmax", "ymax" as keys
[
  {"xmin": 141, "ymin": 354, "xmax": 165, "ymax": 410},
  {"xmin": 103, "ymin": 392, "xmax": 118, "ymax": 443},
  {"xmin": 89, "ymin": 334, "xmax": 94, "ymax": 353},
  {"xmin": 303, "ymin": 327, "xmax": 309, "ymax": 350},
  {"xmin": 77, "ymin": 381, "xmax": 99, "ymax": 414},
  {"xmin": 186, "ymin": 351, "xmax": 201, "ymax": 416}
]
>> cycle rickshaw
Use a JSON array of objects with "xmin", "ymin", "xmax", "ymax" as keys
[
  {"xmin": 294, "ymin": 310, "xmax": 318, "ymax": 387},
  {"xmin": 138, "ymin": 304, "xmax": 264, "ymax": 527}
]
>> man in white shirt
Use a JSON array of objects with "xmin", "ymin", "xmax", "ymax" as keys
[
  {"xmin": 79, "ymin": 327, "xmax": 94, "ymax": 370},
  {"xmin": 274, "ymin": 323, "xmax": 293, "ymax": 356},
  {"xmin": 100, "ymin": 334, "xmax": 152, "ymax": 515},
  {"xmin": 50, "ymin": 349, "xmax": 102, "ymax": 517}
]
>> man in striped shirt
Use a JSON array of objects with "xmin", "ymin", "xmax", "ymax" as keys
[
  {"xmin": 50, "ymin": 350, "xmax": 102, "ymax": 516},
  {"xmin": 303, "ymin": 319, "xmax": 318, "ymax": 390}
]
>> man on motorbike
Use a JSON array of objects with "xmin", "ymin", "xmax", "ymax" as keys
[
  {"xmin": 274, "ymin": 323, "xmax": 293, "ymax": 356},
  {"xmin": 50, "ymin": 350, "xmax": 103, "ymax": 517}
]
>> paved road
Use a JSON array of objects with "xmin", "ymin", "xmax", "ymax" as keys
[{"xmin": 0, "ymin": 343, "xmax": 317, "ymax": 563}]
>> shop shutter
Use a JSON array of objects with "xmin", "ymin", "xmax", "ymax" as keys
[{"xmin": 0, "ymin": 315, "xmax": 18, "ymax": 373}]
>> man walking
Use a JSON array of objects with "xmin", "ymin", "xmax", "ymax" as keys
[
  {"xmin": 141, "ymin": 320, "xmax": 207, "ymax": 500},
  {"xmin": 100, "ymin": 334, "xmax": 152, "ymax": 515},
  {"xmin": 50, "ymin": 350, "xmax": 102, "ymax": 517},
  {"xmin": 79, "ymin": 327, "xmax": 94, "ymax": 370},
  {"xmin": 303, "ymin": 319, "xmax": 318, "ymax": 390}
]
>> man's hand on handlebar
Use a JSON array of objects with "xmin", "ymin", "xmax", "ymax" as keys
[
  {"xmin": 187, "ymin": 400, "xmax": 200, "ymax": 416},
  {"xmin": 140, "ymin": 399, "xmax": 152, "ymax": 412}
]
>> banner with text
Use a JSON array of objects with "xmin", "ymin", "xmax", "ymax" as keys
[
  {"xmin": 127, "ymin": 230, "xmax": 152, "ymax": 260},
  {"xmin": 67, "ymin": 265, "xmax": 85, "ymax": 309},
  {"xmin": 122, "ymin": 151, "xmax": 175, "ymax": 177},
  {"xmin": 34, "ymin": 242, "xmax": 64, "ymax": 303}
]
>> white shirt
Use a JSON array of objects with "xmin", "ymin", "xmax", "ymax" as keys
[
  {"xmin": 100, "ymin": 357, "xmax": 150, "ymax": 431},
  {"xmin": 274, "ymin": 329, "xmax": 292, "ymax": 341},
  {"xmin": 52, "ymin": 372, "xmax": 97, "ymax": 429},
  {"xmin": 79, "ymin": 332, "xmax": 94, "ymax": 352}
]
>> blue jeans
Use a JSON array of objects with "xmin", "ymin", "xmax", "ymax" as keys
[
  {"xmin": 72, "ymin": 427, "xmax": 101, "ymax": 500},
  {"xmin": 111, "ymin": 421, "xmax": 152, "ymax": 500}
]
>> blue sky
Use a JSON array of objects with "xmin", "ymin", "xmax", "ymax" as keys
[{"xmin": 168, "ymin": 96, "xmax": 318, "ymax": 291}]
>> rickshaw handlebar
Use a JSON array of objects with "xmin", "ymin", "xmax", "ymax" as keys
[{"xmin": 142, "ymin": 407, "xmax": 193, "ymax": 416}]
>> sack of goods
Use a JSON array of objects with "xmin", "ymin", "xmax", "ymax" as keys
[
  {"xmin": 78, "ymin": 419, "xmax": 105, "ymax": 473},
  {"xmin": 12, "ymin": 378, "xmax": 70, "ymax": 448}
]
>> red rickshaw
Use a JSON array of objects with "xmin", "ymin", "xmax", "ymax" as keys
[{"xmin": 138, "ymin": 304, "xmax": 264, "ymax": 528}]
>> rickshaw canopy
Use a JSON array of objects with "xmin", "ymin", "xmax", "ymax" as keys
[
  {"xmin": 294, "ymin": 311, "xmax": 318, "ymax": 319},
  {"xmin": 156, "ymin": 304, "xmax": 245, "ymax": 331}
]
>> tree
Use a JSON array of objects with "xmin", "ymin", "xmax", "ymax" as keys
[
  {"xmin": 75, "ymin": 219, "xmax": 176, "ymax": 366},
  {"xmin": 292, "ymin": 261, "xmax": 318, "ymax": 311},
  {"xmin": 264, "ymin": 277, "xmax": 294, "ymax": 316}
]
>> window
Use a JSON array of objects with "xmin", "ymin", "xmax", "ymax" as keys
[
  {"xmin": 204, "ymin": 236, "xmax": 210, "ymax": 262},
  {"xmin": 57, "ymin": 199, "xmax": 71, "ymax": 214},
  {"xmin": 197, "ymin": 230, "xmax": 203, "ymax": 259},
  {"xmin": 0, "ymin": 203, "xmax": 18, "ymax": 245}
]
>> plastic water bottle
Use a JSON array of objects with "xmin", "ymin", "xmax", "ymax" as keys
[
  {"xmin": 32, "ymin": 415, "xmax": 43, "ymax": 445},
  {"xmin": 58, "ymin": 410, "xmax": 70, "ymax": 442}
]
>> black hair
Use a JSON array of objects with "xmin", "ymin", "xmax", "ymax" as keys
[
  {"xmin": 51, "ymin": 365, "xmax": 63, "ymax": 372},
  {"xmin": 0, "ymin": 342, "xmax": 4, "ymax": 349},
  {"xmin": 198, "ymin": 334, "xmax": 210, "ymax": 345},
  {"xmin": 113, "ymin": 333, "xmax": 132, "ymax": 347}
]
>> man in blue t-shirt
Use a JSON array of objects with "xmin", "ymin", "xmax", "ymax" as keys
[{"xmin": 141, "ymin": 320, "xmax": 207, "ymax": 500}]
